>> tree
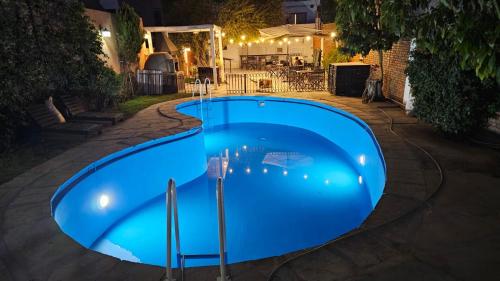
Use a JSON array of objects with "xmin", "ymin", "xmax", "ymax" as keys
[
  {"xmin": 335, "ymin": 0, "xmax": 399, "ymax": 93},
  {"xmin": 0, "ymin": 0, "xmax": 119, "ymax": 150},
  {"xmin": 164, "ymin": 0, "xmax": 283, "ymax": 67},
  {"xmin": 218, "ymin": 0, "xmax": 267, "ymax": 41},
  {"xmin": 381, "ymin": 0, "xmax": 500, "ymax": 84},
  {"xmin": 115, "ymin": 3, "xmax": 144, "ymax": 71},
  {"xmin": 320, "ymin": 0, "xmax": 337, "ymax": 23}
]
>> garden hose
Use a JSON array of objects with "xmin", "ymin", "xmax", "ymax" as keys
[{"xmin": 266, "ymin": 100, "xmax": 444, "ymax": 281}]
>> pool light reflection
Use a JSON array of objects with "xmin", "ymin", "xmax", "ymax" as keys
[
  {"xmin": 358, "ymin": 176, "xmax": 363, "ymax": 184},
  {"xmin": 99, "ymin": 194, "xmax": 110, "ymax": 209},
  {"xmin": 359, "ymin": 154, "xmax": 366, "ymax": 166}
]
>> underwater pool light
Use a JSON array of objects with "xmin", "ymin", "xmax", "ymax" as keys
[
  {"xmin": 99, "ymin": 194, "xmax": 110, "ymax": 209},
  {"xmin": 359, "ymin": 154, "xmax": 366, "ymax": 166}
]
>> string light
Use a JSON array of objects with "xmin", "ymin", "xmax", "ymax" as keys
[
  {"xmin": 306, "ymin": 36, "xmax": 311, "ymax": 41},
  {"xmin": 330, "ymin": 32, "xmax": 336, "ymax": 38},
  {"xmin": 229, "ymin": 38, "xmax": 234, "ymax": 44},
  {"xmin": 241, "ymin": 35, "xmax": 246, "ymax": 40}
]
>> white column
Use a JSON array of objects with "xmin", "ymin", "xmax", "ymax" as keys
[
  {"xmin": 147, "ymin": 31, "xmax": 154, "ymax": 54},
  {"xmin": 403, "ymin": 39, "xmax": 417, "ymax": 113},
  {"xmin": 320, "ymin": 37, "xmax": 324, "ymax": 67},
  {"xmin": 217, "ymin": 28, "xmax": 225, "ymax": 83},
  {"xmin": 210, "ymin": 27, "xmax": 218, "ymax": 88}
]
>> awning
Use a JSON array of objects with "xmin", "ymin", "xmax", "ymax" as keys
[{"xmin": 259, "ymin": 24, "xmax": 321, "ymax": 39}]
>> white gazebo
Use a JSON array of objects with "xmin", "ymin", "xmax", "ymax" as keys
[{"xmin": 143, "ymin": 24, "xmax": 225, "ymax": 88}]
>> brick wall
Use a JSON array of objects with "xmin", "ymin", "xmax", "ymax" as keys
[{"xmin": 361, "ymin": 40, "xmax": 411, "ymax": 102}]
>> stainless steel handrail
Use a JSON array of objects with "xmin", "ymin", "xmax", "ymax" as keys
[
  {"xmin": 216, "ymin": 177, "xmax": 228, "ymax": 281},
  {"xmin": 204, "ymin": 78, "xmax": 212, "ymax": 101},
  {"xmin": 165, "ymin": 177, "xmax": 230, "ymax": 281},
  {"xmin": 166, "ymin": 179, "xmax": 180, "ymax": 281},
  {"xmin": 191, "ymin": 78, "xmax": 202, "ymax": 99}
]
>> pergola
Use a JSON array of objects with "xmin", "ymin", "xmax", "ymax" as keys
[{"xmin": 143, "ymin": 24, "xmax": 225, "ymax": 88}]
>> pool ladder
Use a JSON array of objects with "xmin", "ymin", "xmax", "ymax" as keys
[
  {"xmin": 191, "ymin": 78, "xmax": 212, "ymax": 126},
  {"xmin": 165, "ymin": 178, "xmax": 230, "ymax": 281},
  {"xmin": 191, "ymin": 78, "xmax": 212, "ymax": 101}
]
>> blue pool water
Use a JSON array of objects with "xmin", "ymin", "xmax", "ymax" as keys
[{"xmin": 52, "ymin": 97, "xmax": 385, "ymax": 268}]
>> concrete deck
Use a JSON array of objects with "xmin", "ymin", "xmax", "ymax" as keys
[{"xmin": 1, "ymin": 91, "xmax": 499, "ymax": 281}]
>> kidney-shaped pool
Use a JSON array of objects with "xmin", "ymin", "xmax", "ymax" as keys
[{"xmin": 51, "ymin": 96, "xmax": 386, "ymax": 267}]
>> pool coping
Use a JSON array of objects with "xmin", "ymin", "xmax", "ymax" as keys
[{"xmin": 0, "ymin": 93, "xmax": 440, "ymax": 281}]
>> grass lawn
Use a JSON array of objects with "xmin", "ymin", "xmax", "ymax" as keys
[
  {"xmin": 118, "ymin": 93, "xmax": 191, "ymax": 117},
  {"xmin": 0, "ymin": 93, "xmax": 191, "ymax": 185}
]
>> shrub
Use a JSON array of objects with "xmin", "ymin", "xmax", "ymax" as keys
[
  {"xmin": 0, "ymin": 0, "xmax": 120, "ymax": 150},
  {"xmin": 85, "ymin": 67, "xmax": 123, "ymax": 111},
  {"xmin": 407, "ymin": 50, "xmax": 500, "ymax": 135},
  {"xmin": 323, "ymin": 48, "xmax": 351, "ymax": 66}
]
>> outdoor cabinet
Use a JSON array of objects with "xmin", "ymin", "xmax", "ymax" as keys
[
  {"xmin": 198, "ymin": 66, "xmax": 221, "ymax": 84},
  {"xmin": 328, "ymin": 63, "xmax": 370, "ymax": 97}
]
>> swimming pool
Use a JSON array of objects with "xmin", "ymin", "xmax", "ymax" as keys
[{"xmin": 51, "ymin": 96, "xmax": 386, "ymax": 268}]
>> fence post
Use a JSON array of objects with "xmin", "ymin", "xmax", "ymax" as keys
[{"xmin": 243, "ymin": 73, "xmax": 247, "ymax": 94}]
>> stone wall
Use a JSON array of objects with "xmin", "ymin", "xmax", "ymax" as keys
[{"xmin": 362, "ymin": 40, "xmax": 411, "ymax": 103}]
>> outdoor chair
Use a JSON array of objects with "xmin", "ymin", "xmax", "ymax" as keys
[
  {"xmin": 28, "ymin": 103, "xmax": 103, "ymax": 139},
  {"xmin": 60, "ymin": 95, "xmax": 124, "ymax": 125}
]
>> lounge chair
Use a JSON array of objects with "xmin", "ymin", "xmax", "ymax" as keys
[
  {"xmin": 60, "ymin": 95, "xmax": 124, "ymax": 125},
  {"xmin": 28, "ymin": 103, "xmax": 103, "ymax": 138}
]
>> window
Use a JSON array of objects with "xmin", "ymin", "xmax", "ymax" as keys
[{"xmin": 286, "ymin": 12, "xmax": 307, "ymax": 24}]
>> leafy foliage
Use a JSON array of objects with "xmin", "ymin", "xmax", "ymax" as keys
[
  {"xmin": 320, "ymin": 0, "xmax": 338, "ymax": 24},
  {"xmin": 218, "ymin": 0, "xmax": 267, "ymax": 41},
  {"xmin": 323, "ymin": 48, "xmax": 351, "ymax": 66},
  {"xmin": 335, "ymin": 0, "xmax": 399, "ymax": 56},
  {"xmin": 382, "ymin": 0, "xmax": 499, "ymax": 83},
  {"xmin": 0, "ymin": 0, "xmax": 119, "ymax": 150},
  {"xmin": 115, "ymin": 3, "xmax": 144, "ymax": 69},
  {"xmin": 407, "ymin": 50, "xmax": 500, "ymax": 135}
]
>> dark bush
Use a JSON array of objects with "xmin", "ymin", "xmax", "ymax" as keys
[
  {"xmin": 406, "ymin": 50, "xmax": 500, "ymax": 135},
  {"xmin": 0, "ymin": 0, "xmax": 120, "ymax": 151}
]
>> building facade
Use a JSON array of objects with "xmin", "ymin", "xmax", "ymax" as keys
[{"xmin": 283, "ymin": 0, "xmax": 320, "ymax": 24}]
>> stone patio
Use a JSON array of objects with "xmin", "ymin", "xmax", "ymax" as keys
[{"xmin": 1, "ymin": 91, "xmax": 499, "ymax": 281}]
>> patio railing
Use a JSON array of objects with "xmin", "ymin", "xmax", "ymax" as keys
[{"xmin": 225, "ymin": 69, "xmax": 325, "ymax": 95}]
